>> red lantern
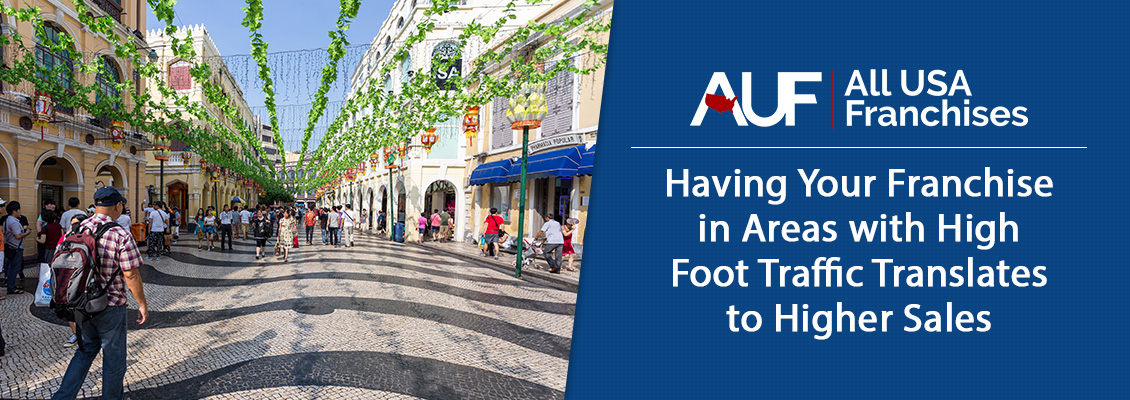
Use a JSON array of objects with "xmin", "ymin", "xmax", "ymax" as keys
[
  {"xmin": 463, "ymin": 106, "xmax": 480, "ymax": 147},
  {"xmin": 32, "ymin": 91, "xmax": 54, "ymax": 139},
  {"xmin": 370, "ymin": 153, "xmax": 380, "ymax": 170},
  {"xmin": 109, "ymin": 121, "xmax": 124, "ymax": 150},
  {"xmin": 421, "ymin": 128, "xmax": 438, "ymax": 155}
]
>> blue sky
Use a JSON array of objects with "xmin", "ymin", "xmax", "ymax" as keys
[{"xmin": 145, "ymin": 0, "xmax": 396, "ymax": 149}]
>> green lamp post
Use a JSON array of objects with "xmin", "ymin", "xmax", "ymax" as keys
[{"xmin": 505, "ymin": 82, "xmax": 548, "ymax": 278}]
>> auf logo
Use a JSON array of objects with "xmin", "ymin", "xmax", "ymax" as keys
[{"xmin": 691, "ymin": 72, "xmax": 822, "ymax": 126}]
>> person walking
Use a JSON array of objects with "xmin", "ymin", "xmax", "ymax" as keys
[
  {"xmin": 341, "ymin": 204, "xmax": 357, "ymax": 247},
  {"xmin": 145, "ymin": 203, "xmax": 167, "ymax": 261},
  {"xmin": 534, "ymin": 213, "xmax": 566, "ymax": 274},
  {"xmin": 52, "ymin": 187, "xmax": 148, "ymax": 400},
  {"xmin": 376, "ymin": 210, "xmax": 387, "ymax": 237},
  {"xmin": 170, "ymin": 207, "xmax": 181, "ymax": 244},
  {"xmin": 239, "ymin": 206, "xmax": 252, "ymax": 240},
  {"xmin": 251, "ymin": 209, "xmax": 269, "ymax": 260},
  {"xmin": 218, "ymin": 205, "xmax": 233, "ymax": 250},
  {"xmin": 202, "ymin": 210, "xmax": 217, "ymax": 251},
  {"xmin": 357, "ymin": 208, "xmax": 366, "ymax": 235},
  {"xmin": 193, "ymin": 209, "xmax": 206, "ymax": 250},
  {"xmin": 277, "ymin": 209, "xmax": 296, "ymax": 262},
  {"xmin": 429, "ymin": 210, "xmax": 441, "ymax": 242},
  {"xmin": 439, "ymin": 209, "xmax": 452, "ymax": 243},
  {"xmin": 417, "ymin": 212, "xmax": 428, "ymax": 244},
  {"xmin": 562, "ymin": 220, "xmax": 579, "ymax": 272},
  {"xmin": 319, "ymin": 208, "xmax": 330, "ymax": 245},
  {"xmin": 480, "ymin": 208, "xmax": 504, "ymax": 260},
  {"xmin": 327, "ymin": 206, "xmax": 341, "ymax": 247},
  {"xmin": 304, "ymin": 208, "xmax": 317, "ymax": 245}
]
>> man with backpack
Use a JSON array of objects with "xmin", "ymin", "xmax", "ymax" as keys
[{"xmin": 52, "ymin": 187, "xmax": 148, "ymax": 400}]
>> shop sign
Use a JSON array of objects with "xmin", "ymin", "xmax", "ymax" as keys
[{"xmin": 529, "ymin": 134, "xmax": 584, "ymax": 154}]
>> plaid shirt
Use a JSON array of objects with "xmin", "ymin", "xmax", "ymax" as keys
[{"xmin": 81, "ymin": 213, "xmax": 142, "ymax": 306}]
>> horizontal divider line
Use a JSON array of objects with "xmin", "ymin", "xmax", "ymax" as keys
[{"xmin": 631, "ymin": 146, "xmax": 1087, "ymax": 149}]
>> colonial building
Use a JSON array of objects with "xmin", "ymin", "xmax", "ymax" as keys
[
  {"xmin": 280, "ymin": 151, "xmax": 315, "ymax": 206},
  {"xmin": 0, "ymin": 0, "xmax": 152, "ymax": 260},
  {"xmin": 144, "ymin": 24, "xmax": 261, "ymax": 222},
  {"xmin": 338, "ymin": 0, "xmax": 557, "ymax": 242},
  {"xmin": 464, "ymin": 0, "xmax": 612, "ymax": 255}
]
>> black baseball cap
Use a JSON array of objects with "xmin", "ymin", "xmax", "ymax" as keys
[{"xmin": 94, "ymin": 187, "xmax": 127, "ymax": 206}]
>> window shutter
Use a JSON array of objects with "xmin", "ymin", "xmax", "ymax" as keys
[
  {"xmin": 170, "ymin": 61, "xmax": 191, "ymax": 90},
  {"xmin": 492, "ymin": 97, "xmax": 513, "ymax": 149},
  {"xmin": 540, "ymin": 61, "xmax": 574, "ymax": 137}
]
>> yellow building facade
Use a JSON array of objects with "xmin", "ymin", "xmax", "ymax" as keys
[
  {"xmin": 464, "ymin": 0, "xmax": 611, "ymax": 254},
  {"xmin": 144, "ymin": 25, "xmax": 260, "ymax": 224},
  {"xmin": 0, "ymin": 0, "xmax": 151, "ymax": 260}
]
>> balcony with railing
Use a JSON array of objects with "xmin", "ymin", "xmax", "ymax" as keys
[{"xmin": 91, "ymin": 0, "xmax": 124, "ymax": 23}]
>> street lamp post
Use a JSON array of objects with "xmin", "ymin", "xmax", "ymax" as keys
[
  {"xmin": 506, "ymin": 82, "xmax": 548, "ymax": 278},
  {"xmin": 153, "ymin": 134, "xmax": 171, "ymax": 203}
]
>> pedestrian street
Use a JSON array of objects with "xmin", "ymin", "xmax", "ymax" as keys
[{"xmin": 0, "ymin": 235, "xmax": 576, "ymax": 399}]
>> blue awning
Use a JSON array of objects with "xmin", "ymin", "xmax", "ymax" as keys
[
  {"xmin": 577, "ymin": 144, "xmax": 595, "ymax": 176},
  {"xmin": 468, "ymin": 158, "xmax": 515, "ymax": 186},
  {"xmin": 504, "ymin": 145, "xmax": 583, "ymax": 182}
]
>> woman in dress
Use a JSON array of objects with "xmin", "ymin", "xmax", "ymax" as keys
[
  {"xmin": 562, "ymin": 220, "xmax": 578, "ymax": 272},
  {"xmin": 194, "ymin": 209, "xmax": 206, "ymax": 250},
  {"xmin": 277, "ymin": 209, "xmax": 297, "ymax": 262}
]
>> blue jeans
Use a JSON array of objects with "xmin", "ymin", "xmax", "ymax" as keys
[
  {"xmin": 321, "ymin": 228, "xmax": 328, "ymax": 244},
  {"xmin": 53, "ymin": 305, "xmax": 128, "ymax": 400},
  {"xmin": 4, "ymin": 248, "xmax": 23, "ymax": 293}
]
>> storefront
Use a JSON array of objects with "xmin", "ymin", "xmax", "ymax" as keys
[{"xmin": 468, "ymin": 142, "xmax": 594, "ymax": 254}]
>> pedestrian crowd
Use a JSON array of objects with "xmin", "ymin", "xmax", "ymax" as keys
[
  {"xmin": 0, "ymin": 193, "xmax": 580, "ymax": 399},
  {"xmin": 1, "ymin": 188, "xmax": 148, "ymax": 399}
]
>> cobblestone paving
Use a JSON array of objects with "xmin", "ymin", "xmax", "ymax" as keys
[{"xmin": 0, "ymin": 235, "xmax": 575, "ymax": 399}]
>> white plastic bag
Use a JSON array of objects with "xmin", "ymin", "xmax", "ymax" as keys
[{"xmin": 34, "ymin": 263, "xmax": 52, "ymax": 307}]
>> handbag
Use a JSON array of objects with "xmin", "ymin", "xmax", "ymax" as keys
[
  {"xmin": 34, "ymin": 263, "xmax": 52, "ymax": 307},
  {"xmin": 293, "ymin": 236, "xmax": 299, "ymax": 248}
]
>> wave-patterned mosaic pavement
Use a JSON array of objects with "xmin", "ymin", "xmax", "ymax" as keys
[{"xmin": 0, "ymin": 235, "xmax": 576, "ymax": 399}]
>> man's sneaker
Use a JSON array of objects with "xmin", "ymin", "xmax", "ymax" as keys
[{"xmin": 64, "ymin": 334, "xmax": 77, "ymax": 347}]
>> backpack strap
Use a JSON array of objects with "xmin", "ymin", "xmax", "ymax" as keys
[{"xmin": 90, "ymin": 221, "xmax": 123, "ymax": 284}]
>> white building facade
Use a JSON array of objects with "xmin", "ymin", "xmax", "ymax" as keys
[{"xmin": 338, "ymin": 0, "xmax": 556, "ymax": 242}]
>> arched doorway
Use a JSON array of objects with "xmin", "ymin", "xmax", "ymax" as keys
[
  {"xmin": 167, "ymin": 181, "xmax": 188, "ymax": 225},
  {"xmin": 424, "ymin": 180, "xmax": 457, "ymax": 217},
  {"xmin": 36, "ymin": 155, "xmax": 81, "ymax": 212},
  {"xmin": 367, "ymin": 187, "xmax": 375, "ymax": 232},
  {"xmin": 0, "ymin": 144, "xmax": 13, "ymax": 203},
  {"xmin": 95, "ymin": 163, "xmax": 126, "ymax": 193},
  {"xmin": 395, "ymin": 182, "xmax": 407, "ymax": 223}
]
